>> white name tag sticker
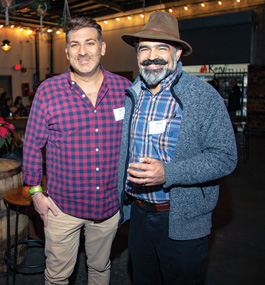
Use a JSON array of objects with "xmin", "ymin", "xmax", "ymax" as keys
[
  {"xmin": 113, "ymin": 107, "xmax": 125, "ymax": 121},
  {"xmin": 149, "ymin": 119, "xmax": 167, "ymax": 135}
]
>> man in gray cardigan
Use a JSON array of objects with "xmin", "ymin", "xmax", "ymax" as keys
[{"xmin": 118, "ymin": 11, "xmax": 237, "ymax": 285}]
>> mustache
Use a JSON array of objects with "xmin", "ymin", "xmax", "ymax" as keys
[
  {"xmin": 141, "ymin": 58, "xmax": 168, "ymax": 66},
  {"xmin": 77, "ymin": 55, "xmax": 90, "ymax": 60}
]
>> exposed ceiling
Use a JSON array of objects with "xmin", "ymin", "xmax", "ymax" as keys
[
  {"xmin": 0, "ymin": 0, "xmax": 264, "ymax": 29},
  {"xmin": 0, "ymin": 0, "xmax": 175, "ymax": 28}
]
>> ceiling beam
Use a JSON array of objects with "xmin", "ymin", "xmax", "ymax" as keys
[
  {"xmin": 92, "ymin": 0, "xmax": 124, "ymax": 12},
  {"xmin": 0, "ymin": 14, "xmax": 59, "ymax": 27}
]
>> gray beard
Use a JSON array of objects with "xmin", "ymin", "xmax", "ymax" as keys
[
  {"xmin": 139, "ymin": 58, "xmax": 177, "ymax": 87},
  {"xmin": 139, "ymin": 67, "xmax": 172, "ymax": 86}
]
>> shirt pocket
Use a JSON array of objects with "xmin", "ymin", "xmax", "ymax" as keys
[{"xmin": 151, "ymin": 115, "xmax": 182, "ymax": 160}]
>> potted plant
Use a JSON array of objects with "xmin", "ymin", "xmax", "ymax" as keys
[{"xmin": 0, "ymin": 117, "xmax": 23, "ymax": 161}]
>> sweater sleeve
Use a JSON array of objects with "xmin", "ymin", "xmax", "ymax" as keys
[{"xmin": 163, "ymin": 80, "xmax": 237, "ymax": 187}]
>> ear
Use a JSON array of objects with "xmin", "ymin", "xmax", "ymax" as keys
[
  {"xmin": 176, "ymin": 46, "xmax": 183, "ymax": 61},
  {"xmin": 101, "ymin": 42, "xmax": 106, "ymax": 56},
  {"xmin": 65, "ymin": 47, "xmax": 69, "ymax": 60}
]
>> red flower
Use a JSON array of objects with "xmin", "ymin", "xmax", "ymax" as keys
[{"xmin": 0, "ymin": 117, "xmax": 15, "ymax": 138}]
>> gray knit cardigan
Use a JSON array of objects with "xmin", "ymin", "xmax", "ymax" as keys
[{"xmin": 118, "ymin": 62, "xmax": 237, "ymax": 240}]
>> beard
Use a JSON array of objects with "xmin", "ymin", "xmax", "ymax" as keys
[{"xmin": 139, "ymin": 55, "xmax": 177, "ymax": 86}]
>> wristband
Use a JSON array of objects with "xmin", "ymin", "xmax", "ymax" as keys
[
  {"xmin": 29, "ymin": 185, "xmax": 43, "ymax": 195},
  {"xmin": 31, "ymin": 191, "xmax": 43, "ymax": 198}
]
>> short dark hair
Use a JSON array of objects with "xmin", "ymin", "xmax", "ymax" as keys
[
  {"xmin": 14, "ymin": 96, "xmax": 22, "ymax": 106},
  {"xmin": 66, "ymin": 17, "xmax": 102, "ymax": 47}
]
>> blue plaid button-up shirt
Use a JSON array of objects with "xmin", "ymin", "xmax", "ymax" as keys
[{"xmin": 127, "ymin": 71, "xmax": 183, "ymax": 204}]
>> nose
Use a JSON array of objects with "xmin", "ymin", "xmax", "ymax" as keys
[
  {"xmin": 148, "ymin": 48, "xmax": 158, "ymax": 60},
  {"xmin": 78, "ymin": 44, "xmax": 87, "ymax": 55}
]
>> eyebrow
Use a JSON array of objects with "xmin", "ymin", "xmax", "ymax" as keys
[
  {"xmin": 139, "ymin": 43, "xmax": 170, "ymax": 49},
  {"xmin": 69, "ymin": 39, "xmax": 97, "ymax": 44}
]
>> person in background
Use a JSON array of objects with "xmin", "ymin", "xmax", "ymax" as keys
[
  {"xmin": 1, "ymin": 96, "xmax": 12, "ymax": 118},
  {"xmin": 228, "ymin": 77, "xmax": 242, "ymax": 123},
  {"xmin": 23, "ymin": 17, "xmax": 131, "ymax": 285},
  {"xmin": 118, "ymin": 11, "xmax": 237, "ymax": 285},
  {"xmin": 207, "ymin": 78, "xmax": 219, "ymax": 91},
  {"xmin": 0, "ymin": 91, "xmax": 7, "ymax": 110},
  {"xmin": 216, "ymin": 77, "xmax": 224, "ymax": 98},
  {"xmin": 14, "ymin": 96, "xmax": 28, "ymax": 117}
]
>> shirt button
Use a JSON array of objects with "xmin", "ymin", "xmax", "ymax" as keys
[
  {"xmin": 96, "ymin": 168, "xmax": 99, "ymax": 171},
  {"xmin": 145, "ymin": 139, "xmax": 148, "ymax": 143},
  {"xmin": 94, "ymin": 110, "xmax": 97, "ymax": 113},
  {"xmin": 95, "ymin": 129, "xmax": 98, "ymax": 132},
  {"xmin": 71, "ymin": 81, "xmax": 75, "ymax": 85},
  {"xmin": 152, "ymin": 98, "xmax": 155, "ymax": 102},
  {"xmin": 96, "ymin": 148, "xmax": 99, "ymax": 151},
  {"xmin": 82, "ymin": 94, "xmax": 85, "ymax": 98},
  {"xmin": 96, "ymin": 186, "xmax": 100, "ymax": 190}
]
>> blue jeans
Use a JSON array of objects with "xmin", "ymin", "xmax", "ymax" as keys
[{"xmin": 128, "ymin": 201, "xmax": 208, "ymax": 285}]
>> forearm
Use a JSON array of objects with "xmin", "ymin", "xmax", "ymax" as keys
[
  {"xmin": 23, "ymin": 90, "xmax": 47, "ymax": 185},
  {"xmin": 163, "ymin": 148, "xmax": 237, "ymax": 188}
]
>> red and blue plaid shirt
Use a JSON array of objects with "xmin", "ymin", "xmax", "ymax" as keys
[{"xmin": 23, "ymin": 66, "xmax": 131, "ymax": 220}]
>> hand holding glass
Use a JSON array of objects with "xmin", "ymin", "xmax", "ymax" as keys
[{"xmin": 129, "ymin": 157, "xmax": 147, "ymax": 178}]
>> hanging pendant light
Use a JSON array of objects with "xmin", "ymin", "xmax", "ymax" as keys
[
  {"xmin": 63, "ymin": 0, "xmax": 71, "ymax": 32},
  {"xmin": 1, "ymin": 0, "xmax": 13, "ymax": 25},
  {"xmin": 1, "ymin": 39, "xmax": 12, "ymax": 52},
  {"xmin": 37, "ymin": 3, "xmax": 47, "ymax": 34}
]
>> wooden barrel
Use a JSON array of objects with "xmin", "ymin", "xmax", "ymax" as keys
[{"xmin": 0, "ymin": 158, "xmax": 28, "ymax": 277}]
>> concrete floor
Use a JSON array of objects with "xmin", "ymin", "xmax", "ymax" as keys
[{"xmin": 1, "ymin": 130, "xmax": 265, "ymax": 285}]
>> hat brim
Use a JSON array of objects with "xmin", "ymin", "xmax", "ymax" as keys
[{"xmin": 122, "ymin": 31, "xmax": 192, "ymax": 56}]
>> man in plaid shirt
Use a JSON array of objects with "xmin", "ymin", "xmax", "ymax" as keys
[{"xmin": 23, "ymin": 17, "xmax": 130, "ymax": 284}]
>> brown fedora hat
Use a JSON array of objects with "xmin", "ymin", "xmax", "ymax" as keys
[{"xmin": 122, "ymin": 11, "xmax": 192, "ymax": 56}]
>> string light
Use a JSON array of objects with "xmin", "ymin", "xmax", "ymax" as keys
[
  {"xmin": 96, "ymin": 0, "xmax": 246, "ymax": 23},
  {"xmin": 20, "ymin": 27, "xmax": 23, "ymax": 31},
  {"xmin": 56, "ymin": 30, "xmax": 61, "ymax": 34},
  {"xmin": 0, "ymin": 0, "xmax": 247, "ymax": 32}
]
